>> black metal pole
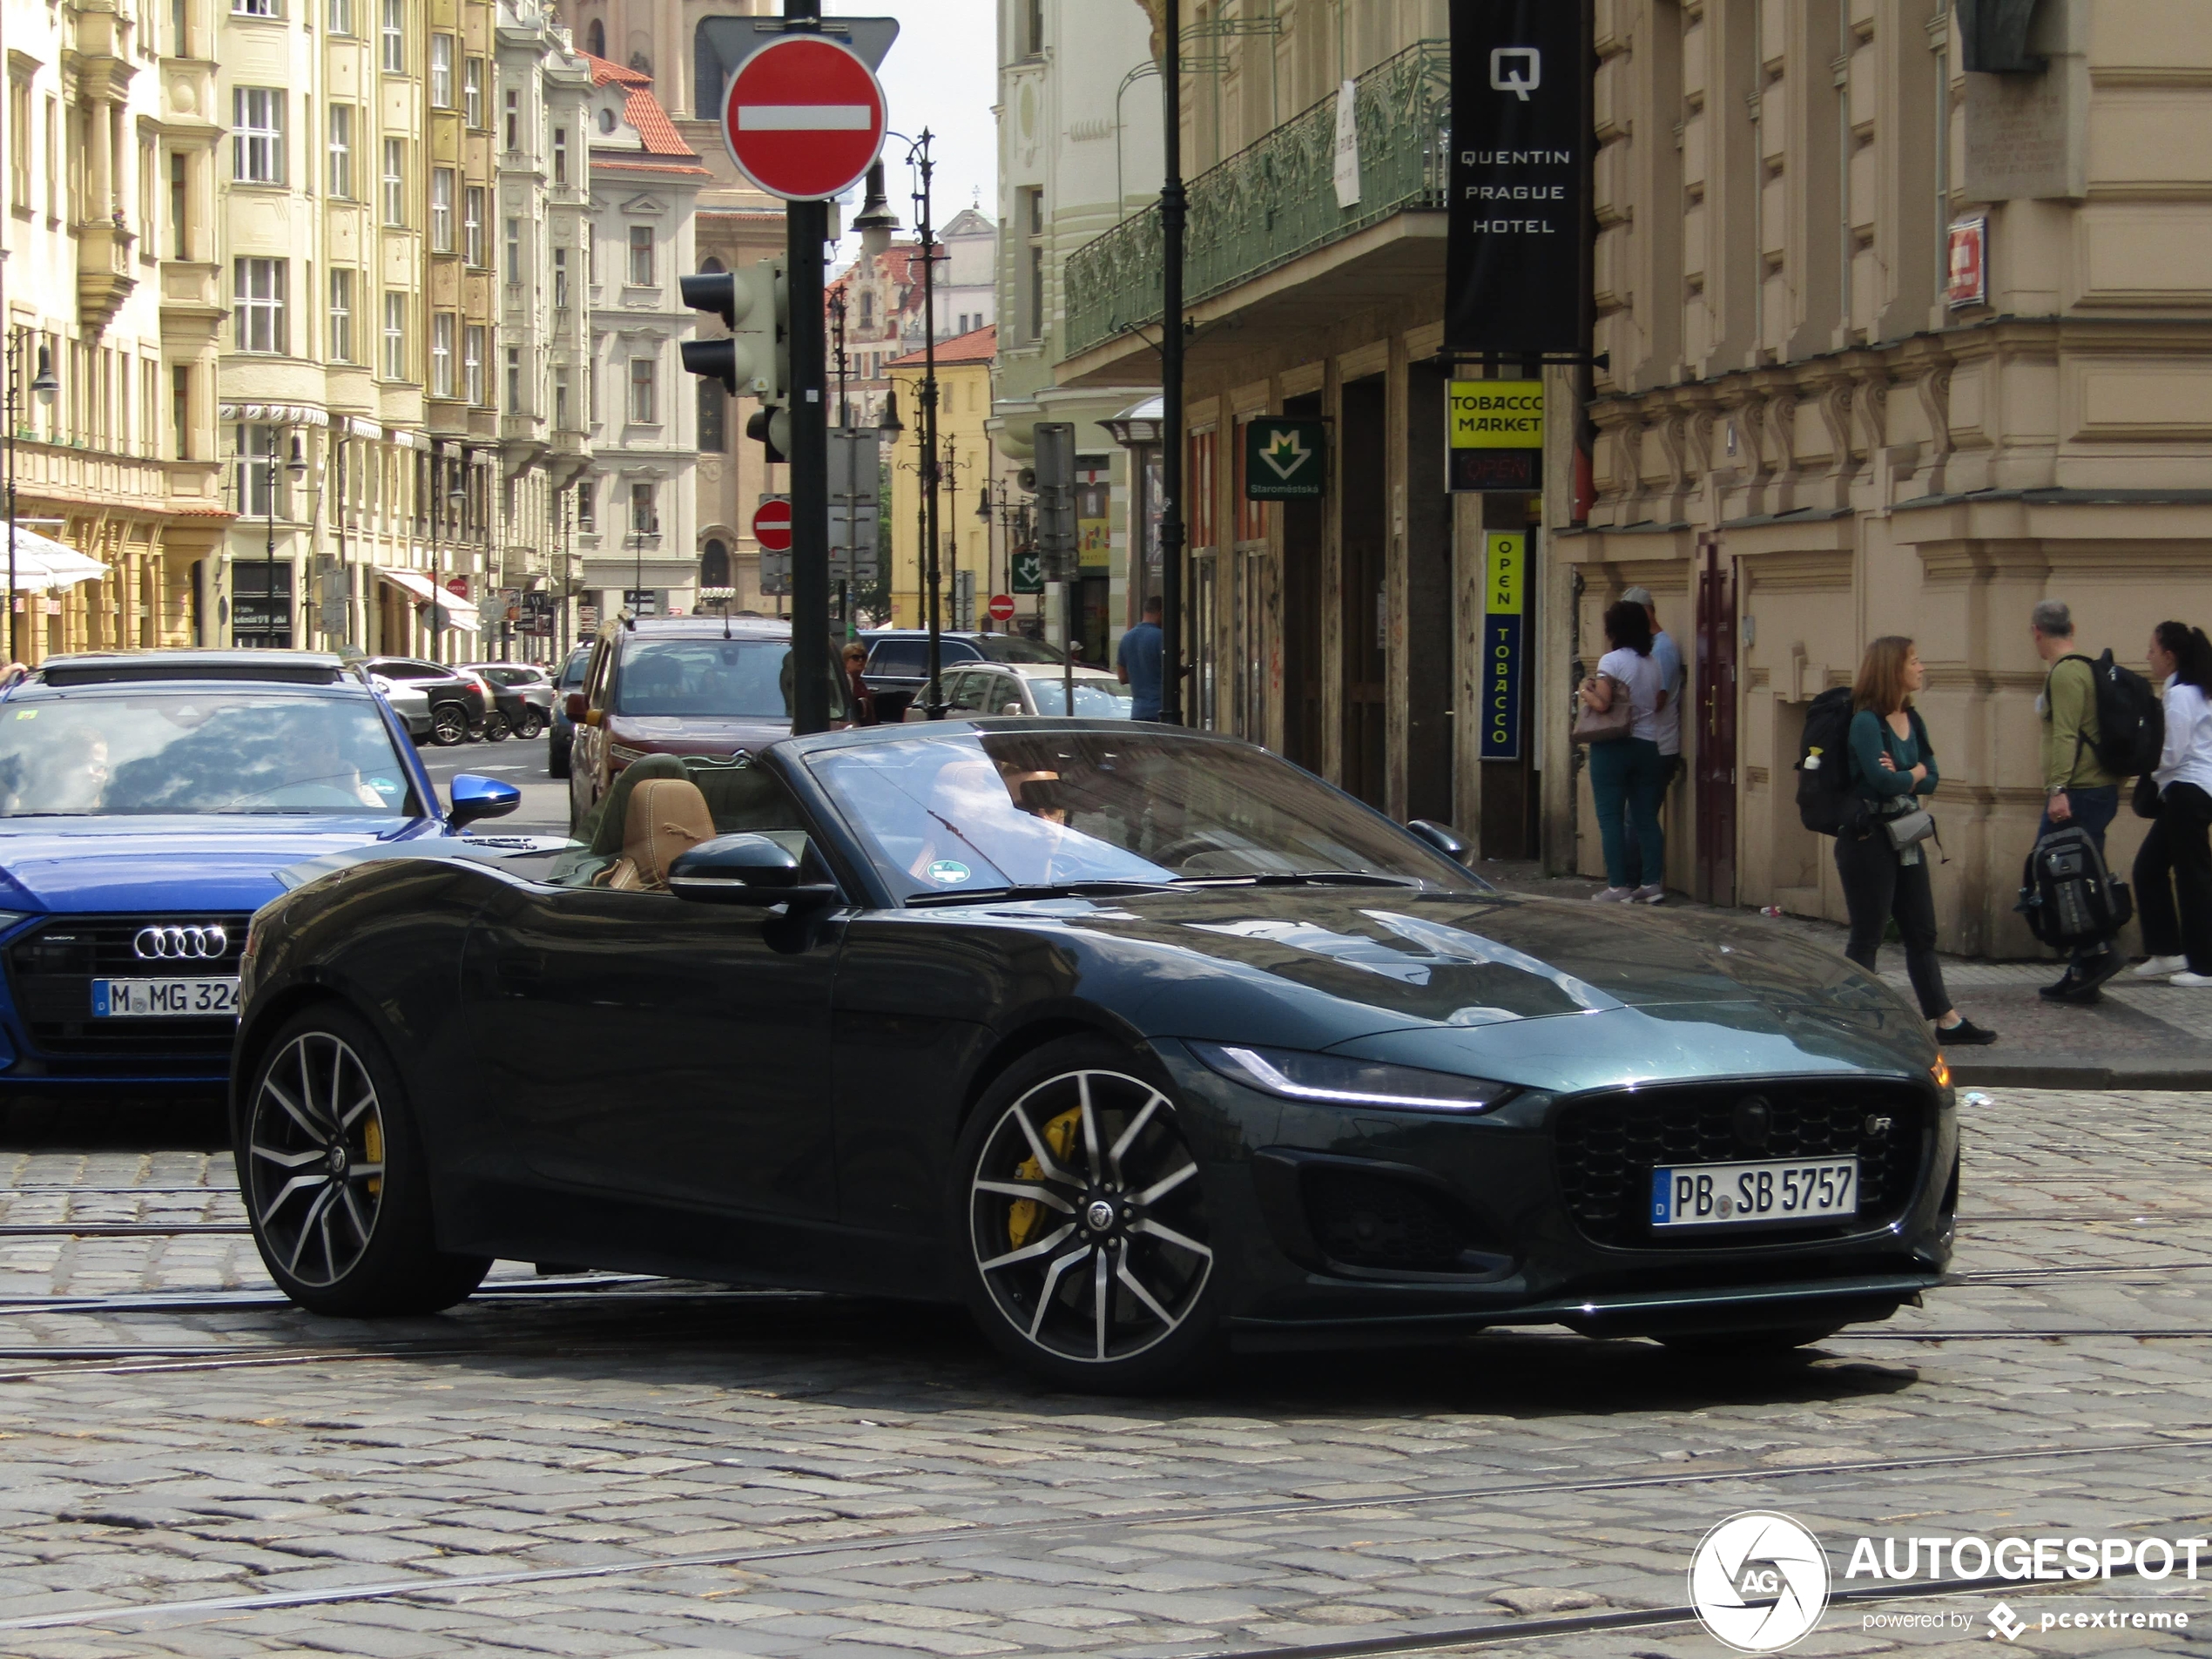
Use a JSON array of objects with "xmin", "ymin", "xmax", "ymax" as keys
[
  {"xmin": 912, "ymin": 132, "xmax": 943, "ymax": 718},
  {"xmin": 1158, "ymin": 0, "xmax": 1186, "ymax": 725},
  {"xmin": 779, "ymin": 0, "xmax": 832, "ymax": 732},
  {"xmin": 265, "ymin": 440, "xmax": 277, "ymax": 651},
  {"xmin": 5, "ymin": 333, "xmax": 17, "ymax": 665}
]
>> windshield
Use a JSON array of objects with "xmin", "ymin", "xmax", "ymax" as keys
[
  {"xmin": 611, "ymin": 638, "xmax": 848, "ymax": 721},
  {"xmin": 805, "ymin": 729, "xmax": 1471, "ymax": 900},
  {"xmin": 0, "ymin": 691, "xmax": 416, "ymax": 817},
  {"xmin": 557, "ymin": 648, "xmax": 590, "ymax": 689},
  {"xmin": 1030, "ymin": 677, "xmax": 1133, "ymax": 718},
  {"xmin": 978, "ymin": 634, "xmax": 1064, "ymax": 664}
]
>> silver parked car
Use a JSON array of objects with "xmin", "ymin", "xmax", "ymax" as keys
[
  {"xmin": 367, "ymin": 673, "xmax": 433, "ymax": 742},
  {"xmin": 907, "ymin": 662, "xmax": 1136, "ymax": 720},
  {"xmin": 462, "ymin": 663, "xmax": 554, "ymax": 740}
]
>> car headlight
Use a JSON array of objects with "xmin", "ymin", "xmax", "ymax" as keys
[
  {"xmin": 1190, "ymin": 1042, "xmax": 1513, "ymax": 1113},
  {"xmin": 0, "ymin": 911, "xmax": 29, "ymax": 936},
  {"xmin": 608, "ymin": 742, "xmax": 650, "ymax": 765}
]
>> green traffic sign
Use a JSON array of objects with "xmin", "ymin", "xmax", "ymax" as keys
[
  {"xmin": 1244, "ymin": 419, "xmax": 1326, "ymax": 500},
  {"xmin": 1011, "ymin": 550, "xmax": 1044, "ymax": 595}
]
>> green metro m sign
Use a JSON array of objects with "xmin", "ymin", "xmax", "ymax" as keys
[{"xmin": 1244, "ymin": 419, "xmax": 1326, "ymax": 501}]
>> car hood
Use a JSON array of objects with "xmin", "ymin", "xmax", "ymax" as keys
[
  {"xmin": 608, "ymin": 715, "xmax": 792, "ymax": 752},
  {"xmin": 0, "ymin": 816, "xmax": 441, "ymax": 912},
  {"xmin": 979, "ymin": 885, "xmax": 1931, "ymax": 1083}
]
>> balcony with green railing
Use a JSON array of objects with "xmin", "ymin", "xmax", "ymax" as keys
[{"xmin": 1064, "ymin": 38, "xmax": 1450, "ymax": 362}]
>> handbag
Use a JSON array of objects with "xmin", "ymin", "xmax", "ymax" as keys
[
  {"xmin": 1572, "ymin": 674, "xmax": 1634, "ymax": 745},
  {"xmin": 1883, "ymin": 806, "xmax": 1936, "ymax": 852}
]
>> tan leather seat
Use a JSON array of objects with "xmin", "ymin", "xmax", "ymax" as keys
[{"xmin": 604, "ymin": 777, "xmax": 715, "ymax": 892}]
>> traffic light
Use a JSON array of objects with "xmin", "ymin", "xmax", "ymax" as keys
[{"xmin": 680, "ymin": 257, "xmax": 786, "ymax": 401}]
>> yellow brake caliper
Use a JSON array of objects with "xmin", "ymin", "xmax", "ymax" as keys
[
  {"xmin": 1006, "ymin": 1107, "xmax": 1082, "ymax": 1249},
  {"xmin": 362, "ymin": 1113, "xmax": 384, "ymax": 1197}
]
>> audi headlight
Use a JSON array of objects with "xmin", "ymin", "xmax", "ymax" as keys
[
  {"xmin": 1190, "ymin": 1042, "xmax": 1513, "ymax": 1113},
  {"xmin": 0, "ymin": 912, "xmax": 29, "ymax": 935}
]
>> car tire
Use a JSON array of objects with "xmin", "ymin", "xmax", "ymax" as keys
[
  {"xmin": 547, "ymin": 736, "xmax": 570, "ymax": 779},
  {"xmin": 950, "ymin": 1035, "xmax": 1224, "ymax": 1393},
  {"xmin": 483, "ymin": 712, "xmax": 510, "ymax": 742},
  {"xmin": 235, "ymin": 1005, "xmax": 489, "ymax": 1318},
  {"xmin": 516, "ymin": 709, "xmax": 545, "ymax": 740},
  {"xmin": 1656, "ymin": 1323, "xmax": 1846, "ymax": 1359},
  {"xmin": 429, "ymin": 704, "xmax": 469, "ymax": 745}
]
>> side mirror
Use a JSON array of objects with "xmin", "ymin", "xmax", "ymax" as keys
[
  {"xmin": 668, "ymin": 833, "xmax": 838, "ymax": 908},
  {"xmin": 1002, "ymin": 702, "xmax": 1024, "ymax": 716},
  {"xmin": 1406, "ymin": 818, "xmax": 1472, "ymax": 865},
  {"xmin": 450, "ymin": 773, "xmax": 522, "ymax": 829},
  {"xmin": 564, "ymin": 691, "xmax": 587, "ymax": 721}
]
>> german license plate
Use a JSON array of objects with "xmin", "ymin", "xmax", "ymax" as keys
[
  {"xmin": 91, "ymin": 978, "xmax": 239, "ymax": 1018},
  {"xmin": 1649, "ymin": 1157, "xmax": 1858, "ymax": 1230}
]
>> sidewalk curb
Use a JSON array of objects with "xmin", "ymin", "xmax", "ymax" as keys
[{"xmin": 1949, "ymin": 1061, "xmax": 2212, "ymax": 1091}]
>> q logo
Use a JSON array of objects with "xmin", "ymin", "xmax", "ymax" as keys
[
  {"xmin": 1490, "ymin": 46, "xmax": 1541, "ymax": 101},
  {"xmin": 1688, "ymin": 1512, "xmax": 1830, "ymax": 1653}
]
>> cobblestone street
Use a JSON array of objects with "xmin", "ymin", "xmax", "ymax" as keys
[{"xmin": 0, "ymin": 1089, "xmax": 2201, "ymax": 1657}]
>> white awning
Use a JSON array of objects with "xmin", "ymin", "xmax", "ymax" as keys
[
  {"xmin": 375, "ymin": 566, "xmax": 481, "ymax": 629},
  {"xmin": 3, "ymin": 526, "xmax": 108, "ymax": 590}
]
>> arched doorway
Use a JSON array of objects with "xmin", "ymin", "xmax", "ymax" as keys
[{"xmin": 699, "ymin": 539, "xmax": 731, "ymax": 588}]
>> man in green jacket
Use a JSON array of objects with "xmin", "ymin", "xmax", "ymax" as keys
[{"xmin": 2033, "ymin": 599, "xmax": 2123, "ymax": 1002}]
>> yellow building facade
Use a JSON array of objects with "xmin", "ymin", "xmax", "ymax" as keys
[{"xmin": 887, "ymin": 326, "xmax": 996, "ymax": 632}]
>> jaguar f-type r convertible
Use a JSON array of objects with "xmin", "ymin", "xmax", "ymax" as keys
[{"xmin": 233, "ymin": 721, "xmax": 1957, "ymax": 1388}]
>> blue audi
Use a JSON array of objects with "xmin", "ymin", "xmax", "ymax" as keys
[{"xmin": 0, "ymin": 651, "xmax": 516, "ymax": 1092}]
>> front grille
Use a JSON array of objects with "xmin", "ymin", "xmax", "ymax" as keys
[
  {"xmin": 5, "ymin": 914, "xmax": 247, "ymax": 1058},
  {"xmin": 1303, "ymin": 1166, "xmax": 1475, "ymax": 1271},
  {"xmin": 1552, "ymin": 1078, "xmax": 1931, "ymax": 1249}
]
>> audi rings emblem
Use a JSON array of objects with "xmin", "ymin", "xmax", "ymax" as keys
[{"xmin": 132, "ymin": 925, "xmax": 229, "ymax": 961}]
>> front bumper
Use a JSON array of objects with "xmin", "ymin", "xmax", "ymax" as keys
[{"xmin": 1155, "ymin": 1044, "xmax": 1957, "ymax": 1351}]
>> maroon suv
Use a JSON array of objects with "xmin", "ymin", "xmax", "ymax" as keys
[{"xmin": 564, "ymin": 617, "xmax": 851, "ymax": 832}]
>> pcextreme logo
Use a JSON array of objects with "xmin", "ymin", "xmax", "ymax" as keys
[{"xmin": 1689, "ymin": 1512, "xmax": 1831, "ymax": 1653}]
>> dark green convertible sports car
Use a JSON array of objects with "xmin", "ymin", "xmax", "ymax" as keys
[{"xmin": 233, "ymin": 721, "xmax": 1956, "ymax": 1389}]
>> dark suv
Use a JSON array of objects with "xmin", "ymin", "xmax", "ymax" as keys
[
  {"xmin": 360, "ymin": 658, "xmax": 489, "ymax": 746},
  {"xmin": 860, "ymin": 631, "xmax": 1063, "ymax": 724},
  {"xmin": 564, "ymin": 618, "xmax": 851, "ymax": 832},
  {"xmin": 545, "ymin": 644, "xmax": 592, "ymax": 779}
]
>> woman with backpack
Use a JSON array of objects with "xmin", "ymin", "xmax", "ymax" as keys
[
  {"xmin": 1579, "ymin": 598, "xmax": 1669, "ymax": 903},
  {"xmin": 2131, "ymin": 622, "xmax": 2212, "ymax": 985},
  {"xmin": 1838, "ymin": 636, "xmax": 1997, "ymax": 1045}
]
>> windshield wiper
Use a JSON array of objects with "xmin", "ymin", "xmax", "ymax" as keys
[
  {"xmin": 905, "ymin": 879, "xmax": 1180, "ymax": 908},
  {"xmin": 1190, "ymin": 871, "xmax": 1426, "ymax": 889}
]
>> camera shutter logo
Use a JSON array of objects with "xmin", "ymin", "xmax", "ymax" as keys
[
  {"xmin": 1689, "ymin": 1512, "xmax": 1830, "ymax": 1653},
  {"xmin": 132, "ymin": 925, "xmax": 229, "ymax": 961}
]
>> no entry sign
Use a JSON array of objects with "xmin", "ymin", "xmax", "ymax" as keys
[
  {"xmin": 722, "ymin": 35, "xmax": 887, "ymax": 202},
  {"xmin": 752, "ymin": 496, "xmax": 793, "ymax": 553},
  {"xmin": 988, "ymin": 593, "xmax": 1015, "ymax": 623}
]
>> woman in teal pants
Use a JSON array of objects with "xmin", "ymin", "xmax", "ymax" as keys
[{"xmin": 1580, "ymin": 599, "xmax": 1670, "ymax": 903}]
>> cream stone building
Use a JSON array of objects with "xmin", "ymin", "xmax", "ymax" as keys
[
  {"xmin": 0, "ymin": 0, "xmax": 228, "ymax": 664},
  {"xmin": 1566, "ymin": 0, "xmax": 2212, "ymax": 954}
]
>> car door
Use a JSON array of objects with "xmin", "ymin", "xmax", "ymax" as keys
[
  {"xmin": 568, "ymin": 638, "xmax": 613, "ymax": 824},
  {"xmin": 464, "ymin": 771, "xmax": 843, "ymax": 1240}
]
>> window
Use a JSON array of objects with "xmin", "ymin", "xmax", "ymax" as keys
[
  {"xmin": 630, "ymin": 482, "xmax": 657, "ymax": 534},
  {"xmin": 585, "ymin": 17, "xmax": 604, "ymax": 57},
  {"xmin": 503, "ymin": 86, "xmax": 519, "ymax": 150},
  {"xmin": 7, "ymin": 77, "xmax": 28, "ymax": 212},
  {"xmin": 429, "ymin": 34, "xmax": 454, "ymax": 107},
  {"xmin": 1022, "ymin": 185, "xmax": 1044, "ymax": 341},
  {"xmin": 429, "ymin": 168, "xmax": 453, "ymax": 252},
  {"xmin": 234, "ymin": 0, "xmax": 277, "ymax": 17},
  {"xmin": 1022, "ymin": 0, "xmax": 1042, "ymax": 56},
  {"xmin": 552, "ymin": 126, "xmax": 567, "ymax": 183},
  {"xmin": 627, "ymin": 225, "xmax": 652, "ymax": 286},
  {"xmin": 504, "ymin": 216, "xmax": 521, "ymax": 281},
  {"xmin": 173, "ymin": 0, "xmax": 192, "ymax": 53},
  {"xmin": 554, "ymin": 366, "xmax": 571, "ymax": 428},
  {"xmin": 381, "ymin": 0, "xmax": 404, "ymax": 72},
  {"xmin": 575, "ymin": 480, "xmax": 594, "ymax": 530},
  {"xmin": 172, "ymin": 366, "xmax": 191, "ymax": 460},
  {"xmin": 328, "ymin": 0, "xmax": 353, "ymax": 35},
  {"xmin": 464, "ymin": 187, "xmax": 485, "ymax": 266},
  {"xmin": 463, "ymin": 324, "xmax": 485, "ymax": 405},
  {"xmin": 168, "ymin": 152, "xmax": 188, "ymax": 260},
  {"xmin": 328, "ymin": 268, "xmax": 354, "ymax": 362},
  {"xmin": 327, "ymin": 104, "xmax": 353, "ymax": 199},
  {"xmin": 552, "ymin": 246, "xmax": 570, "ymax": 310},
  {"xmin": 464, "ymin": 57, "xmax": 483, "ymax": 127},
  {"xmin": 382, "ymin": 291, "xmax": 406, "ymax": 379},
  {"xmin": 236, "ymin": 423, "xmax": 284, "ymax": 518},
  {"xmin": 505, "ymin": 347, "xmax": 521, "ymax": 411},
  {"xmin": 698, "ymin": 378, "xmax": 725, "ymax": 453},
  {"xmin": 381, "ymin": 138, "xmax": 404, "ymax": 225},
  {"xmin": 232, "ymin": 89, "xmax": 284, "ymax": 185},
  {"xmin": 628, "ymin": 354, "xmax": 655, "ymax": 423},
  {"xmin": 430, "ymin": 312, "xmax": 455, "ymax": 396},
  {"xmin": 233, "ymin": 258, "xmax": 287, "ymax": 354}
]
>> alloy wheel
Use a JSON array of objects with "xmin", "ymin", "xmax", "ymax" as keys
[
  {"xmin": 246, "ymin": 1031, "xmax": 387, "ymax": 1289},
  {"xmin": 430, "ymin": 705, "xmax": 468, "ymax": 745},
  {"xmin": 968, "ymin": 1068, "xmax": 1211, "ymax": 1365}
]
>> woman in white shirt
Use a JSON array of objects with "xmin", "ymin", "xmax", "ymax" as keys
[
  {"xmin": 1578, "ymin": 598, "xmax": 1669, "ymax": 903},
  {"xmin": 2132, "ymin": 621, "xmax": 2212, "ymax": 984}
]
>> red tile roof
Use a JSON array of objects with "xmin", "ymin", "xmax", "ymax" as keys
[
  {"xmin": 887, "ymin": 323, "xmax": 995, "ymax": 368},
  {"xmin": 580, "ymin": 52, "xmax": 699, "ymax": 161}
]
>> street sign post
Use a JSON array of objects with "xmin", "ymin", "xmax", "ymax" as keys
[
  {"xmin": 752, "ymin": 496, "xmax": 793, "ymax": 554},
  {"xmin": 720, "ymin": 33, "xmax": 888, "ymax": 203},
  {"xmin": 988, "ymin": 593, "xmax": 1015, "ymax": 624},
  {"xmin": 1011, "ymin": 550, "xmax": 1042, "ymax": 595}
]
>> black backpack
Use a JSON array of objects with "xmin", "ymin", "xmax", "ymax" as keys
[
  {"xmin": 1796, "ymin": 686, "xmax": 1869, "ymax": 837},
  {"xmin": 2058, "ymin": 651, "xmax": 2164, "ymax": 778},
  {"xmin": 2018, "ymin": 823, "xmax": 2134, "ymax": 949}
]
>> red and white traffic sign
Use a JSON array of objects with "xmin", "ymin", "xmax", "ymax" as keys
[
  {"xmin": 752, "ymin": 496, "xmax": 793, "ymax": 553},
  {"xmin": 988, "ymin": 593, "xmax": 1015, "ymax": 623},
  {"xmin": 722, "ymin": 35, "xmax": 887, "ymax": 203}
]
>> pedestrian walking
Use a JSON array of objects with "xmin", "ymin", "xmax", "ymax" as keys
[
  {"xmin": 2031, "ymin": 600, "xmax": 2126, "ymax": 1001},
  {"xmin": 2132, "ymin": 621, "xmax": 2212, "ymax": 985},
  {"xmin": 1579, "ymin": 599, "xmax": 1669, "ymax": 903},
  {"xmin": 1117, "ymin": 595, "xmax": 1165, "ymax": 722},
  {"xmin": 1837, "ymin": 636, "xmax": 1997, "ymax": 1045},
  {"xmin": 842, "ymin": 641, "xmax": 877, "ymax": 725},
  {"xmin": 1622, "ymin": 585, "xmax": 1683, "ymax": 791}
]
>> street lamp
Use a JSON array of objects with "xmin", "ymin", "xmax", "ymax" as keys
[
  {"xmin": 1104, "ymin": 395, "xmax": 1164, "ymax": 623},
  {"xmin": 4, "ymin": 339, "xmax": 57, "ymax": 665}
]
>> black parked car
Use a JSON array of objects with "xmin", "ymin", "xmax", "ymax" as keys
[
  {"xmin": 862, "ymin": 630, "xmax": 1063, "ymax": 724},
  {"xmin": 545, "ymin": 644, "xmax": 591, "ymax": 779},
  {"xmin": 233, "ymin": 722, "xmax": 1956, "ymax": 1391},
  {"xmin": 462, "ymin": 663, "xmax": 552, "ymax": 741},
  {"xmin": 359, "ymin": 658, "xmax": 489, "ymax": 747}
]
